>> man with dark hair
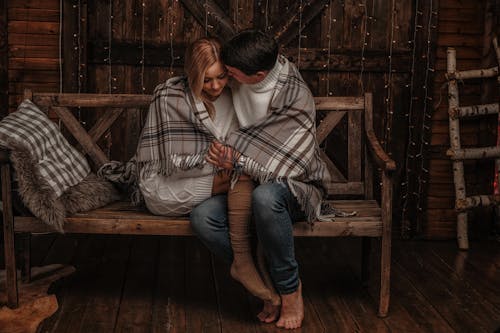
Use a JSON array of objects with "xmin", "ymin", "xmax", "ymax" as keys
[{"xmin": 190, "ymin": 29, "xmax": 330, "ymax": 330}]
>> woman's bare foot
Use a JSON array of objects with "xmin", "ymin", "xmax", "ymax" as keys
[
  {"xmin": 276, "ymin": 282, "xmax": 304, "ymax": 329},
  {"xmin": 257, "ymin": 299, "xmax": 281, "ymax": 323}
]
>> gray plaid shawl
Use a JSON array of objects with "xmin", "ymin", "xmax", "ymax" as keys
[
  {"xmin": 227, "ymin": 56, "xmax": 331, "ymax": 221},
  {"xmin": 0, "ymin": 99, "xmax": 91, "ymax": 196},
  {"xmin": 136, "ymin": 77, "xmax": 216, "ymax": 178}
]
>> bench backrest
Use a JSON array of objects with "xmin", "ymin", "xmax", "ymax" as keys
[{"xmin": 25, "ymin": 89, "xmax": 374, "ymax": 199}]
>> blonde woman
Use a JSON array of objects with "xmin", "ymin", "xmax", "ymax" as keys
[{"xmin": 136, "ymin": 37, "xmax": 280, "ymax": 314}]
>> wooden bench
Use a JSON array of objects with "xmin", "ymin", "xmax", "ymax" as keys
[{"xmin": 1, "ymin": 90, "xmax": 396, "ymax": 317}]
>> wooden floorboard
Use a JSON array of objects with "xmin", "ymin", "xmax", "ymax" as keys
[
  {"xmin": 78, "ymin": 236, "xmax": 131, "ymax": 332},
  {"xmin": 2, "ymin": 236, "xmax": 500, "ymax": 332},
  {"xmin": 393, "ymin": 240, "xmax": 500, "ymax": 333}
]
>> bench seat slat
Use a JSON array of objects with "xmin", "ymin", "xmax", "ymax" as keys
[{"xmin": 13, "ymin": 200, "xmax": 382, "ymax": 237}]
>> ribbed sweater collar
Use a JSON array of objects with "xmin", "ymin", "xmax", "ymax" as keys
[{"xmin": 246, "ymin": 58, "xmax": 282, "ymax": 92}]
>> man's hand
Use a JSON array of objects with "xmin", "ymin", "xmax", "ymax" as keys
[{"xmin": 206, "ymin": 140, "xmax": 241, "ymax": 170}]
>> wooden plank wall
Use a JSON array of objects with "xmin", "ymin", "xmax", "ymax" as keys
[
  {"xmin": 0, "ymin": 0, "xmax": 7, "ymax": 118},
  {"xmin": 7, "ymin": 0, "xmax": 61, "ymax": 112},
  {"xmin": 425, "ymin": 0, "xmax": 498, "ymax": 239},
  {"xmin": 6, "ymin": 0, "xmax": 497, "ymax": 239}
]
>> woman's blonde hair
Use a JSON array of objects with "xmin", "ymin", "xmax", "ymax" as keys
[{"xmin": 184, "ymin": 37, "xmax": 223, "ymax": 118}]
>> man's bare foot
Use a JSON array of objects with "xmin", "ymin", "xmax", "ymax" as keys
[
  {"xmin": 276, "ymin": 282, "xmax": 304, "ymax": 329},
  {"xmin": 257, "ymin": 299, "xmax": 281, "ymax": 323}
]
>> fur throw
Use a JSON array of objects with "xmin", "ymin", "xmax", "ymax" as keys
[{"xmin": 9, "ymin": 141, "xmax": 120, "ymax": 232}]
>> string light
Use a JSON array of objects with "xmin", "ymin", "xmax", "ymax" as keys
[
  {"xmin": 401, "ymin": 0, "xmax": 421, "ymax": 226},
  {"xmin": 265, "ymin": 0, "xmax": 269, "ymax": 31},
  {"xmin": 416, "ymin": 0, "xmax": 437, "ymax": 214},
  {"xmin": 358, "ymin": 0, "xmax": 372, "ymax": 94},
  {"xmin": 75, "ymin": 0, "xmax": 83, "ymax": 124},
  {"xmin": 234, "ymin": 0, "xmax": 239, "ymax": 32},
  {"xmin": 168, "ymin": 0, "xmax": 176, "ymax": 77},
  {"xmin": 108, "ymin": 0, "xmax": 113, "ymax": 93},
  {"xmin": 325, "ymin": 0, "xmax": 333, "ymax": 96},
  {"xmin": 383, "ymin": 0, "xmax": 396, "ymax": 151},
  {"xmin": 204, "ymin": 0, "xmax": 208, "ymax": 36},
  {"xmin": 59, "ymin": 0, "xmax": 63, "ymax": 93},
  {"xmin": 77, "ymin": 0, "xmax": 82, "ymax": 95},
  {"xmin": 297, "ymin": 0, "xmax": 303, "ymax": 70},
  {"xmin": 141, "ymin": 2, "xmax": 146, "ymax": 93}
]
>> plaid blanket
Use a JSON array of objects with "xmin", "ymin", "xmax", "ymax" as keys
[
  {"xmin": 227, "ymin": 56, "xmax": 331, "ymax": 221},
  {"xmin": 0, "ymin": 99, "xmax": 91, "ymax": 196},
  {"xmin": 136, "ymin": 76, "xmax": 216, "ymax": 177}
]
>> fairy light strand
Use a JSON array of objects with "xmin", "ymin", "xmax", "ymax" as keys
[
  {"xmin": 401, "ymin": 0, "xmax": 421, "ymax": 224},
  {"xmin": 416, "ymin": 0, "xmax": 436, "ymax": 213},
  {"xmin": 383, "ymin": 0, "xmax": 396, "ymax": 151},
  {"xmin": 76, "ymin": 0, "xmax": 83, "ymax": 124},
  {"xmin": 141, "ymin": 2, "xmax": 146, "ymax": 93},
  {"xmin": 234, "ymin": 0, "xmax": 239, "ymax": 32},
  {"xmin": 59, "ymin": 0, "xmax": 63, "ymax": 93},
  {"xmin": 108, "ymin": 0, "xmax": 113, "ymax": 93},
  {"xmin": 205, "ymin": 0, "xmax": 208, "ymax": 36},
  {"xmin": 169, "ymin": 0, "xmax": 175, "ymax": 76},
  {"xmin": 325, "ymin": 0, "xmax": 333, "ymax": 96},
  {"xmin": 265, "ymin": 0, "xmax": 269, "ymax": 31},
  {"xmin": 359, "ymin": 0, "xmax": 368, "ymax": 94},
  {"xmin": 77, "ymin": 0, "xmax": 82, "ymax": 95},
  {"xmin": 297, "ymin": 0, "xmax": 303, "ymax": 70}
]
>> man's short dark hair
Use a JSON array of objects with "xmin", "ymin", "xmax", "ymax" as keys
[{"xmin": 221, "ymin": 29, "xmax": 279, "ymax": 75}]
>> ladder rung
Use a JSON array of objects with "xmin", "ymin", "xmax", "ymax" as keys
[
  {"xmin": 450, "ymin": 103, "xmax": 499, "ymax": 119},
  {"xmin": 447, "ymin": 146, "xmax": 500, "ymax": 160},
  {"xmin": 456, "ymin": 195, "xmax": 500, "ymax": 211},
  {"xmin": 447, "ymin": 66, "xmax": 499, "ymax": 80}
]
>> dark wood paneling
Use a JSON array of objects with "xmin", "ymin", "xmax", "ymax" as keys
[
  {"xmin": 11, "ymin": 0, "xmax": 496, "ymax": 239},
  {"xmin": 0, "ymin": 0, "xmax": 8, "ymax": 118}
]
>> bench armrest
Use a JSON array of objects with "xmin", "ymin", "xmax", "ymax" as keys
[{"xmin": 365, "ymin": 129, "xmax": 396, "ymax": 173}]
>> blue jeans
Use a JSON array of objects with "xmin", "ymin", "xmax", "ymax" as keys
[{"xmin": 190, "ymin": 182, "xmax": 305, "ymax": 295}]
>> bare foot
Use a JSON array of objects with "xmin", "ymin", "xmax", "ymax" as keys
[
  {"xmin": 257, "ymin": 299, "xmax": 281, "ymax": 323},
  {"xmin": 276, "ymin": 282, "xmax": 304, "ymax": 329}
]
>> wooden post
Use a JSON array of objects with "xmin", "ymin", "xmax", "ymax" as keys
[
  {"xmin": 0, "ymin": 0, "xmax": 7, "ymax": 118},
  {"xmin": 447, "ymin": 48, "xmax": 468, "ymax": 250},
  {"xmin": 378, "ymin": 171, "xmax": 392, "ymax": 317},
  {"xmin": 2, "ymin": 162, "xmax": 19, "ymax": 308}
]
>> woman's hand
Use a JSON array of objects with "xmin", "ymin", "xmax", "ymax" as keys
[{"xmin": 206, "ymin": 140, "xmax": 240, "ymax": 170}]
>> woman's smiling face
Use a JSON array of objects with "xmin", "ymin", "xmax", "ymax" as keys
[{"xmin": 202, "ymin": 61, "xmax": 229, "ymax": 99}]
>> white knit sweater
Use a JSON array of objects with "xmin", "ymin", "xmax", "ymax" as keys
[
  {"xmin": 230, "ymin": 59, "xmax": 283, "ymax": 127},
  {"xmin": 139, "ymin": 88, "xmax": 237, "ymax": 216}
]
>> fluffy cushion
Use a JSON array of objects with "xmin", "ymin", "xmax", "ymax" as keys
[{"xmin": 8, "ymin": 133, "xmax": 120, "ymax": 233}]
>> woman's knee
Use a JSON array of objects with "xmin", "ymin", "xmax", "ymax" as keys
[{"xmin": 252, "ymin": 182, "xmax": 288, "ymax": 213}]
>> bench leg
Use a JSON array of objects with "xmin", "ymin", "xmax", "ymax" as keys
[
  {"xmin": 378, "ymin": 231, "xmax": 391, "ymax": 317},
  {"xmin": 20, "ymin": 233, "xmax": 31, "ymax": 283},
  {"xmin": 2, "ymin": 164, "xmax": 19, "ymax": 308},
  {"xmin": 361, "ymin": 237, "xmax": 371, "ymax": 286},
  {"xmin": 378, "ymin": 172, "xmax": 392, "ymax": 318}
]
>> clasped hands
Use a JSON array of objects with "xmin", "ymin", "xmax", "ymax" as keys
[
  {"xmin": 208, "ymin": 140, "xmax": 241, "ymax": 195},
  {"xmin": 206, "ymin": 140, "xmax": 241, "ymax": 170}
]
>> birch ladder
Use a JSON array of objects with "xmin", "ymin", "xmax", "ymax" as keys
[{"xmin": 445, "ymin": 37, "xmax": 500, "ymax": 250}]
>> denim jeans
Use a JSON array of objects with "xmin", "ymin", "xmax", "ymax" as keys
[{"xmin": 190, "ymin": 182, "xmax": 305, "ymax": 295}]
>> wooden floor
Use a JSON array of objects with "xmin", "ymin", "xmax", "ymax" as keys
[{"xmin": 3, "ymin": 235, "xmax": 500, "ymax": 332}]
